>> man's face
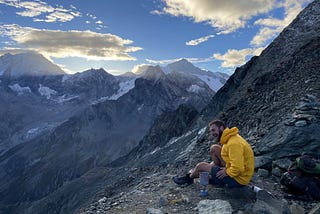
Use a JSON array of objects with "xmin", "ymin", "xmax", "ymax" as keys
[{"xmin": 209, "ymin": 124, "xmax": 223, "ymax": 142}]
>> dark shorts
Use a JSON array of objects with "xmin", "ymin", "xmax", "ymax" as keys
[{"xmin": 210, "ymin": 165, "xmax": 244, "ymax": 188}]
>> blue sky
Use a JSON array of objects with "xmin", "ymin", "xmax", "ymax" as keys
[{"xmin": 0, "ymin": 0, "xmax": 313, "ymax": 75}]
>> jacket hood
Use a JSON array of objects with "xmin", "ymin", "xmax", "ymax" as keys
[{"xmin": 220, "ymin": 127, "xmax": 239, "ymax": 145}]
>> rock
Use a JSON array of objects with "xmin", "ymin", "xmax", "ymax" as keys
[
  {"xmin": 309, "ymin": 203, "xmax": 320, "ymax": 214},
  {"xmin": 146, "ymin": 208, "xmax": 164, "ymax": 214},
  {"xmin": 254, "ymin": 156, "xmax": 273, "ymax": 169},
  {"xmin": 255, "ymin": 122, "xmax": 320, "ymax": 159},
  {"xmin": 257, "ymin": 168, "xmax": 269, "ymax": 178},
  {"xmin": 197, "ymin": 199, "xmax": 233, "ymax": 214},
  {"xmin": 288, "ymin": 202, "xmax": 305, "ymax": 214},
  {"xmin": 295, "ymin": 120, "xmax": 307, "ymax": 127},
  {"xmin": 254, "ymin": 190, "xmax": 290, "ymax": 214},
  {"xmin": 273, "ymin": 158, "xmax": 292, "ymax": 170},
  {"xmin": 272, "ymin": 167, "xmax": 283, "ymax": 177}
]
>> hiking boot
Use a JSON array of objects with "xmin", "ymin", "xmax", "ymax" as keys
[{"xmin": 173, "ymin": 173, "xmax": 194, "ymax": 186}]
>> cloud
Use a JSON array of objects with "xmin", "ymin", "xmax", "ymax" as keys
[
  {"xmin": 34, "ymin": 11, "xmax": 75, "ymax": 23},
  {"xmin": 250, "ymin": 0, "xmax": 312, "ymax": 46},
  {"xmin": 15, "ymin": 1, "xmax": 54, "ymax": 17},
  {"xmin": 213, "ymin": 47, "xmax": 264, "ymax": 68},
  {"xmin": 0, "ymin": 48, "xmax": 38, "ymax": 56},
  {"xmin": 131, "ymin": 64, "xmax": 153, "ymax": 74},
  {"xmin": 186, "ymin": 34, "xmax": 215, "ymax": 46},
  {"xmin": 146, "ymin": 57, "xmax": 214, "ymax": 65},
  {"xmin": 0, "ymin": 24, "xmax": 142, "ymax": 61},
  {"xmin": 0, "ymin": 0, "xmax": 81, "ymax": 23},
  {"xmin": 157, "ymin": 0, "xmax": 275, "ymax": 34}
]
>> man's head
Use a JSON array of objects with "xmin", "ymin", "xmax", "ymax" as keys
[{"xmin": 209, "ymin": 119, "xmax": 226, "ymax": 142}]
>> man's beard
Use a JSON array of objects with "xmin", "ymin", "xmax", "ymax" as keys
[
  {"xmin": 213, "ymin": 130, "xmax": 223, "ymax": 143},
  {"xmin": 217, "ymin": 130, "xmax": 223, "ymax": 143}
]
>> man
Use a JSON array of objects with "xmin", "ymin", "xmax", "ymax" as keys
[{"xmin": 173, "ymin": 119, "xmax": 254, "ymax": 188}]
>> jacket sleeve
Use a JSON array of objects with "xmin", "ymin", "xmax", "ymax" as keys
[{"xmin": 225, "ymin": 141, "xmax": 245, "ymax": 178}]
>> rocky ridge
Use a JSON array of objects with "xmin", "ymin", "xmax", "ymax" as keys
[
  {"xmin": 0, "ymin": 56, "xmax": 225, "ymax": 213},
  {"xmin": 77, "ymin": 1, "xmax": 320, "ymax": 213}
]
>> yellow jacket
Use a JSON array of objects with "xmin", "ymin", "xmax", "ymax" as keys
[{"xmin": 220, "ymin": 127, "xmax": 254, "ymax": 185}]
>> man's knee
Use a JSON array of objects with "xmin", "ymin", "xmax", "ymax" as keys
[
  {"xmin": 210, "ymin": 144, "xmax": 221, "ymax": 156},
  {"xmin": 195, "ymin": 162, "xmax": 208, "ymax": 169},
  {"xmin": 195, "ymin": 162, "xmax": 213, "ymax": 172}
]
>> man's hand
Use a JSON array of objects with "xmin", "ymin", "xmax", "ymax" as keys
[{"xmin": 216, "ymin": 167, "xmax": 227, "ymax": 179}]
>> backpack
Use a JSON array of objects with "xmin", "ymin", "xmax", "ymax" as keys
[
  {"xmin": 296, "ymin": 153, "xmax": 320, "ymax": 175},
  {"xmin": 280, "ymin": 153, "xmax": 320, "ymax": 199}
]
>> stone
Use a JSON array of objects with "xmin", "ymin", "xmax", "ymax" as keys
[
  {"xmin": 146, "ymin": 208, "xmax": 164, "ymax": 214},
  {"xmin": 254, "ymin": 156, "xmax": 273, "ymax": 169},
  {"xmin": 288, "ymin": 202, "xmax": 305, "ymax": 214},
  {"xmin": 309, "ymin": 203, "xmax": 320, "ymax": 214},
  {"xmin": 272, "ymin": 167, "xmax": 283, "ymax": 177},
  {"xmin": 197, "ymin": 199, "xmax": 233, "ymax": 214},
  {"xmin": 257, "ymin": 168, "xmax": 269, "ymax": 178},
  {"xmin": 273, "ymin": 158, "xmax": 292, "ymax": 170},
  {"xmin": 294, "ymin": 120, "xmax": 307, "ymax": 127}
]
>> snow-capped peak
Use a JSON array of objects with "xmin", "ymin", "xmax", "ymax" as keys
[
  {"xmin": 0, "ymin": 52, "xmax": 65, "ymax": 77},
  {"xmin": 164, "ymin": 59, "xmax": 229, "ymax": 92}
]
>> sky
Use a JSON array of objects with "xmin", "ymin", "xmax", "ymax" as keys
[{"xmin": 0, "ymin": 0, "xmax": 313, "ymax": 75}]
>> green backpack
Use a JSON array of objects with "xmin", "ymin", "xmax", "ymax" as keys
[{"xmin": 296, "ymin": 153, "xmax": 320, "ymax": 175}]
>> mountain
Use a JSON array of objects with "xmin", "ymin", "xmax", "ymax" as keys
[
  {"xmin": 0, "ymin": 52, "xmax": 65, "ymax": 77},
  {"xmin": 0, "ymin": 52, "xmax": 225, "ymax": 213},
  {"xmin": 163, "ymin": 59, "xmax": 229, "ymax": 92},
  {"xmin": 133, "ymin": 59, "xmax": 229, "ymax": 92},
  {"xmin": 75, "ymin": 1, "xmax": 320, "ymax": 213},
  {"xmin": 2, "ymin": 0, "xmax": 319, "ymax": 210}
]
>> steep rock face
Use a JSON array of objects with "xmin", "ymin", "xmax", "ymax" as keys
[
  {"xmin": 112, "ymin": 104, "xmax": 199, "ymax": 167},
  {"xmin": 0, "ymin": 68, "xmax": 123, "ymax": 156},
  {"xmin": 201, "ymin": 0, "xmax": 320, "ymax": 140},
  {"xmin": 61, "ymin": 68, "xmax": 121, "ymax": 101}
]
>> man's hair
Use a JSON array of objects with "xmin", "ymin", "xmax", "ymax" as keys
[{"xmin": 209, "ymin": 119, "xmax": 226, "ymax": 129}]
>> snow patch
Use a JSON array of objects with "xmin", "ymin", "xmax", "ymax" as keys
[
  {"xmin": 38, "ymin": 84, "xmax": 57, "ymax": 99},
  {"xmin": 194, "ymin": 74, "xmax": 224, "ymax": 92},
  {"xmin": 198, "ymin": 127, "xmax": 207, "ymax": 136},
  {"xmin": 137, "ymin": 104, "xmax": 144, "ymax": 111},
  {"xmin": 9, "ymin": 83, "xmax": 32, "ymax": 95},
  {"xmin": 62, "ymin": 74, "xmax": 71, "ymax": 82},
  {"xmin": 166, "ymin": 130, "xmax": 193, "ymax": 147},
  {"xmin": 108, "ymin": 79, "xmax": 135, "ymax": 100},
  {"xmin": 187, "ymin": 84, "xmax": 204, "ymax": 93},
  {"xmin": 174, "ymin": 127, "xmax": 207, "ymax": 161},
  {"xmin": 176, "ymin": 135, "xmax": 198, "ymax": 161},
  {"xmin": 55, "ymin": 94, "xmax": 79, "ymax": 103}
]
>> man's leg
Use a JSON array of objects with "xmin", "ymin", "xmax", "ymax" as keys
[
  {"xmin": 189, "ymin": 162, "xmax": 214, "ymax": 178},
  {"xmin": 210, "ymin": 165, "xmax": 244, "ymax": 188},
  {"xmin": 210, "ymin": 144, "xmax": 225, "ymax": 167},
  {"xmin": 173, "ymin": 162, "xmax": 213, "ymax": 186}
]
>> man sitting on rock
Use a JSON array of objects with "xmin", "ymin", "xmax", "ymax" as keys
[{"xmin": 173, "ymin": 119, "xmax": 255, "ymax": 188}]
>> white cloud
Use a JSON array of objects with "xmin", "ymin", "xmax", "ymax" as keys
[
  {"xmin": 146, "ymin": 57, "xmax": 214, "ymax": 65},
  {"xmin": 213, "ymin": 47, "xmax": 264, "ymax": 68},
  {"xmin": 131, "ymin": 64, "xmax": 152, "ymax": 74},
  {"xmin": 35, "ymin": 11, "xmax": 75, "ymax": 23},
  {"xmin": 157, "ymin": 0, "xmax": 275, "ymax": 34},
  {"xmin": 250, "ymin": 0, "xmax": 312, "ymax": 46},
  {"xmin": 186, "ymin": 34, "xmax": 215, "ymax": 46},
  {"xmin": 0, "ymin": 0, "xmax": 81, "ymax": 23},
  {"xmin": 15, "ymin": 1, "xmax": 54, "ymax": 17},
  {"xmin": 0, "ymin": 24, "xmax": 142, "ymax": 61},
  {"xmin": 250, "ymin": 26, "xmax": 281, "ymax": 46}
]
